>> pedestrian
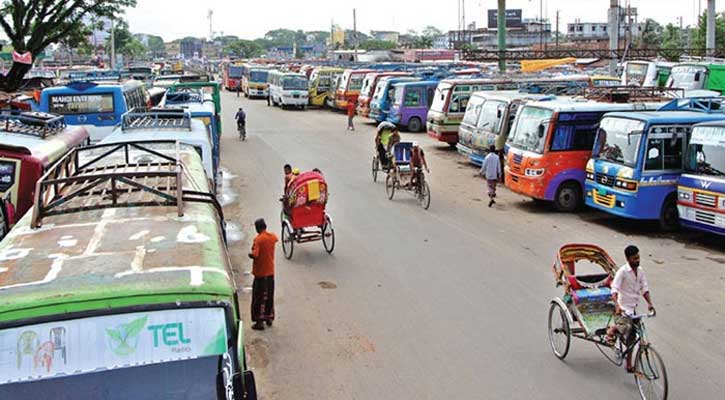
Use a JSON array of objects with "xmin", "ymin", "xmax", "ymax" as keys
[
  {"xmin": 479, "ymin": 145, "xmax": 502, "ymax": 207},
  {"xmin": 248, "ymin": 218, "xmax": 279, "ymax": 330},
  {"xmin": 346, "ymin": 100, "xmax": 355, "ymax": 131},
  {"xmin": 236, "ymin": 81, "xmax": 241, "ymax": 97},
  {"xmin": 267, "ymin": 91, "xmax": 271, "ymax": 106}
]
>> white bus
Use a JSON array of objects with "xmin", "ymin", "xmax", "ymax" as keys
[{"xmin": 268, "ymin": 70, "xmax": 309, "ymax": 109}]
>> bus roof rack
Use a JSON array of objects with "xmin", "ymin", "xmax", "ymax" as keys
[
  {"xmin": 582, "ymin": 86, "xmax": 685, "ymax": 103},
  {"xmin": 658, "ymin": 96, "xmax": 725, "ymax": 113},
  {"xmin": 0, "ymin": 111, "xmax": 67, "ymax": 139},
  {"xmin": 121, "ymin": 109, "xmax": 192, "ymax": 131}
]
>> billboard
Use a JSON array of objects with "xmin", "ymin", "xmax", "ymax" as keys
[{"xmin": 487, "ymin": 9, "xmax": 523, "ymax": 29}]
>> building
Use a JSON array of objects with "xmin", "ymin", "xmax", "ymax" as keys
[
  {"xmin": 432, "ymin": 35, "xmax": 451, "ymax": 49},
  {"xmin": 371, "ymin": 31, "xmax": 400, "ymax": 43},
  {"xmin": 567, "ymin": 6, "xmax": 642, "ymax": 43},
  {"xmin": 165, "ymin": 41, "xmax": 180, "ymax": 59},
  {"xmin": 403, "ymin": 49, "xmax": 457, "ymax": 62},
  {"xmin": 179, "ymin": 38, "xmax": 203, "ymax": 59},
  {"xmin": 470, "ymin": 20, "xmax": 552, "ymax": 49}
]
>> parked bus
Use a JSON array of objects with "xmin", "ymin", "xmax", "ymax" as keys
[
  {"xmin": 427, "ymin": 78, "xmax": 517, "ymax": 146},
  {"xmin": 223, "ymin": 62, "xmax": 246, "ymax": 91},
  {"xmin": 386, "ymin": 81, "xmax": 439, "ymax": 132},
  {"xmin": 0, "ymin": 139, "xmax": 257, "ymax": 400},
  {"xmin": 585, "ymin": 98, "xmax": 725, "ymax": 230},
  {"xmin": 308, "ymin": 67, "xmax": 344, "ymax": 108},
  {"xmin": 40, "ymin": 80, "xmax": 151, "ymax": 143},
  {"xmin": 126, "ymin": 64, "xmax": 155, "ymax": 86},
  {"xmin": 334, "ymin": 69, "xmax": 373, "ymax": 110},
  {"xmin": 356, "ymin": 71, "xmax": 410, "ymax": 118},
  {"xmin": 621, "ymin": 60, "xmax": 674, "ymax": 87},
  {"xmin": 457, "ymin": 91, "xmax": 553, "ymax": 166},
  {"xmin": 168, "ymin": 81, "xmax": 223, "ymax": 132},
  {"xmin": 0, "ymin": 112, "xmax": 89, "ymax": 240},
  {"xmin": 368, "ymin": 76, "xmax": 421, "ymax": 123},
  {"xmin": 505, "ymin": 98, "xmax": 661, "ymax": 211},
  {"xmin": 666, "ymin": 63, "xmax": 725, "ymax": 94},
  {"xmin": 677, "ymin": 120, "xmax": 725, "ymax": 235},
  {"xmin": 268, "ymin": 70, "xmax": 309, "ymax": 109},
  {"xmin": 242, "ymin": 66, "xmax": 270, "ymax": 99}
]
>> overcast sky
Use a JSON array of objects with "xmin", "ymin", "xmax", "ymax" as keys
[{"xmin": 126, "ymin": 0, "xmax": 722, "ymax": 41}]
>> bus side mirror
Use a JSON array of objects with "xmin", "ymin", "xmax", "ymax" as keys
[
  {"xmin": 537, "ymin": 124, "xmax": 546, "ymax": 138},
  {"xmin": 497, "ymin": 109, "xmax": 502, "ymax": 118},
  {"xmin": 694, "ymin": 72, "xmax": 702, "ymax": 82}
]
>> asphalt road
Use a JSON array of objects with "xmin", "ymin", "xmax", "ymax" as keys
[{"xmin": 218, "ymin": 90, "xmax": 725, "ymax": 400}]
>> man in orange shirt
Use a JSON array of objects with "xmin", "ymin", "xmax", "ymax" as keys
[
  {"xmin": 346, "ymin": 101, "xmax": 356, "ymax": 131},
  {"xmin": 248, "ymin": 218, "xmax": 279, "ymax": 330}
]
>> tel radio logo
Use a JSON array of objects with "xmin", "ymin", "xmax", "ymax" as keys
[{"xmin": 106, "ymin": 316, "xmax": 148, "ymax": 356}]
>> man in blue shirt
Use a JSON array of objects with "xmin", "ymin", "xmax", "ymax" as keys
[{"xmin": 479, "ymin": 145, "xmax": 501, "ymax": 207}]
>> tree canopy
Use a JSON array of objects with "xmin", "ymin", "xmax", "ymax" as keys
[{"xmin": 0, "ymin": 0, "xmax": 136, "ymax": 91}]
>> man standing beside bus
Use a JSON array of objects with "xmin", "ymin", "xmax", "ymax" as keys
[
  {"xmin": 479, "ymin": 145, "xmax": 502, "ymax": 207},
  {"xmin": 248, "ymin": 218, "xmax": 279, "ymax": 331},
  {"xmin": 347, "ymin": 101, "xmax": 356, "ymax": 131}
]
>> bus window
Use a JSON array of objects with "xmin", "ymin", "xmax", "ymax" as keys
[
  {"xmin": 477, "ymin": 100, "xmax": 506, "ymax": 133},
  {"xmin": 49, "ymin": 93, "xmax": 114, "ymax": 115},
  {"xmin": 550, "ymin": 113, "xmax": 602, "ymax": 152},
  {"xmin": 318, "ymin": 76, "xmax": 331, "ymax": 92},
  {"xmin": 449, "ymin": 94, "xmax": 470, "ymax": 113},
  {"xmin": 404, "ymin": 87, "xmax": 423, "ymax": 107},
  {"xmin": 426, "ymin": 87, "xmax": 435, "ymax": 108},
  {"xmin": 350, "ymin": 75, "xmax": 364, "ymax": 91}
]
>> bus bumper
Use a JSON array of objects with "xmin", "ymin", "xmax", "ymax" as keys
[
  {"xmin": 584, "ymin": 183, "xmax": 658, "ymax": 219},
  {"xmin": 456, "ymin": 144, "xmax": 485, "ymax": 166},
  {"xmin": 505, "ymin": 167, "xmax": 548, "ymax": 200},
  {"xmin": 427, "ymin": 123, "xmax": 458, "ymax": 144},
  {"xmin": 677, "ymin": 204, "xmax": 725, "ymax": 235}
]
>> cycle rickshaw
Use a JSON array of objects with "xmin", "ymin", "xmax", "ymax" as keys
[
  {"xmin": 371, "ymin": 122, "xmax": 398, "ymax": 183},
  {"xmin": 548, "ymin": 243, "xmax": 668, "ymax": 400},
  {"xmin": 280, "ymin": 171, "xmax": 335, "ymax": 259},
  {"xmin": 384, "ymin": 142, "xmax": 431, "ymax": 210}
]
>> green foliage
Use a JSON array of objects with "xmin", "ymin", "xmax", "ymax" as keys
[
  {"xmin": 108, "ymin": 20, "xmax": 148, "ymax": 61},
  {"xmin": 638, "ymin": 18, "xmax": 663, "ymax": 48},
  {"xmin": 223, "ymin": 39, "xmax": 264, "ymax": 58},
  {"xmin": 692, "ymin": 12, "xmax": 725, "ymax": 50},
  {"xmin": 359, "ymin": 39, "xmax": 396, "ymax": 51},
  {"xmin": 422, "ymin": 26, "xmax": 443, "ymax": 38}
]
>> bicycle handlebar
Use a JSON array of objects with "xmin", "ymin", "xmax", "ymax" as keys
[{"xmin": 628, "ymin": 310, "xmax": 656, "ymax": 319}]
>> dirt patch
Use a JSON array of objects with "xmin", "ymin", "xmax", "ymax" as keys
[
  {"xmin": 318, "ymin": 281, "xmax": 337, "ymax": 289},
  {"xmin": 246, "ymin": 337, "xmax": 270, "ymax": 369}
]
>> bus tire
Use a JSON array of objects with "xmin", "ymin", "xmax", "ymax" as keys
[
  {"xmin": 554, "ymin": 182, "xmax": 581, "ymax": 212},
  {"xmin": 659, "ymin": 194, "xmax": 680, "ymax": 231},
  {"xmin": 408, "ymin": 117, "xmax": 423, "ymax": 132}
]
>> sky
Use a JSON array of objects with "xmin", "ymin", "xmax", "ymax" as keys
[{"xmin": 125, "ymin": 0, "xmax": 722, "ymax": 42}]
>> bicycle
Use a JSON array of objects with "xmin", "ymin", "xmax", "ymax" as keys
[{"xmin": 237, "ymin": 121, "xmax": 246, "ymax": 141}]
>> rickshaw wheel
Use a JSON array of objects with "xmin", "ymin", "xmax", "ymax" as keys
[
  {"xmin": 322, "ymin": 215, "xmax": 335, "ymax": 254},
  {"xmin": 419, "ymin": 181, "xmax": 431, "ymax": 210},
  {"xmin": 635, "ymin": 345, "xmax": 668, "ymax": 400},
  {"xmin": 595, "ymin": 332, "xmax": 624, "ymax": 366},
  {"xmin": 548, "ymin": 301, "xmax": 571, "ymax": 360},
  {"xmin": 281, "ymin": 223, "xmax": 294, "ymax": 260},
  {"xmin": 372, "ymin": 156, "xmax": 379, "ymax": 182},
  {"xmin": 385, "ymin": 174, "xmax": 396, "ymax": 200}
]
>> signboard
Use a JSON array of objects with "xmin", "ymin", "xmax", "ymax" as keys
[
  {"xmin": 0, "ymin": 307, "xmax": 228, "ymax": 384},
  {"xmin": 49, "ymin": 94, "xmax": 115, "ymax": 115},
  {"xmin": 691, "ymin": 126, "xmax": 725, "ymax": 146},
  {"xmin": 0, "ymin": 161, "xmax": 17, "ymax": 193},
  {"xmin": 487, "ymin": 9, "xmax": 523, "ymax": 29}
]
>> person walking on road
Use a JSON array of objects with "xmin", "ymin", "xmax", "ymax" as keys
[
  {"xmin": 346, "ymin": 101, "xmax": 356, "ymax": 131},
  {"xmin": 248, "ymin": 218, "xmax": 279, "ymax": 331},
  {"xmin": 479, "ymin": 145, "xmax": 502, "ymax": 207},
  {"xmin": 267, "ymin": 91, "xmax": 271, "ymax": 106}
]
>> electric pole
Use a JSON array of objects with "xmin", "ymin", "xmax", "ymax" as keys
[
  {"xmin": 498, "ymin": 0, "xmax": 506, "ymax": 72},
  {"xmin": 556, "ymin": 10, "xmax": 560, "ymax": 50},
  {"xmin": 706, "ymin": 0, "xmax": 716, "ymax": 56},
  {"xmin": 608, "ymin": 0, "xmax": 619, "ymax": 76},
  {"xmin": 353, "ymin": 8, "xmax": 358, "ymax": 61},
  {"xmin": 110, "ymin": 19, "xmax": 116, "ymax": 70}
]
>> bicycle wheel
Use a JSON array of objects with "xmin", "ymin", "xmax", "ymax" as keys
[
  {"xmin": 547, "ymin": 301, "xmax": 571, "ymax": 360},
  {"xmin": 281, "ymin": 223, "xmax": 294, "ymax": 260},
  {"xmin": 595, "ymin": 334, "xmax": 624, "ymax": 366},
  {"xmin": 635, "ymin": 345, "xmax": 668, "ymax": 400},
  {"xmin": 419, "ymin": 181, "xmax": 431, "ymax": 210},
  {"xmin": 372, "ymin": 156, "xmax": 379, "ymax": 182},
  {"xmin": 385, "ymin": 174, "xmax": 396, "ymax": 200},
  {"xmin": 322, "ymin": 215, "xmax": 335, "ymax": 254}
]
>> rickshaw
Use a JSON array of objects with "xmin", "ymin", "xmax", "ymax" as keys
[
  {"xmin": 280, "ymin": 171, "xmax": 335, "ymax": 259},
  {"xmin": 548, "ymin": 244, "xmax": 668, "ymax": 400},
  {"xmin": 371, "ymin": 121, "xmax": 399, "ymax": 182},
  {"xmin": 384, "ymin": 142, "xmax": 431, "ymax": 210}
]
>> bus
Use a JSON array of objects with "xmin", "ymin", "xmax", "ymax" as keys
[
  {"xmin": 39, "ymin": 80, "xmax": 151, "ymax": 143},
  {"xmin": 621, "ymin": 60, "xmax": 674, "ymax": 87},
  {"xmin": 223, "ymin": 62, "xmax": 246, "ymax": 91},
  {"xmin": 126, "ymin": 64, "xmax": 155, "ymax": 86},
  {"xmin": 242, "ymin": 66, "xmax": 270, "ymax": 99},
  {"xmin": 427, "ymin": 78, "xmax": 518, "ymax": 147},
  {"xmin": 457, "ymin": 91, "xmax": 552, "ymax": 166},
  {"xmin": 356, "ymin": 71, "xmax": 410, "ymax": 118},
  {"xmin": 387, "ymin": 81, "xmax": 439, "ymax": 132},
  {"xmin": 505, "ymin": 98, "xmax": 661, "ymax": 211},
  {"xmin": 0, "ymin": 139, "xmax": 258, "ymax": 400},
  {"xmin": 666, "ymin": 63, "xmax": 725, "ymax": 94},
  {"xmin": 268, "ymin": 70, "xmax": 309, "ymax": 109},
  {"xmin": 585, "ymin": 98, "xmax": 725, "ymax": 230},
  {"xmin": 308, "ymin": 67, "xmax": 344, "ymax": 108},
  {"xmin": 0, "ymin": 112, "xmax": 89, "ymax": 240},
  {"xmin": 368, "ymin": 76, "xmax": 421, "ymax": 123},
  {"xmin": 101, "ymin": 110, "xmax": 217, "ymax": 190},
  {"xmin": 334, "ymin": 69, "xmax": 373, "ymax": 110},
  {"xmin": 677, "ymin": 120, "xmax": 725, "ymax": 235}
]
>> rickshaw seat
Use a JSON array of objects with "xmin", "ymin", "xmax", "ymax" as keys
[
  {"xmin": 394, "ymin": 144, "xmax": 412, "ymax": 164},
  {"xmin": 572, "ymin": 287, "xmax": 612, "ymax": 305}
]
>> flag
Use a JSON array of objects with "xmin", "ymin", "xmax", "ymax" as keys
[{"xmin": 12, "ymin": 51, "xmax": 32, "ymax": 65}]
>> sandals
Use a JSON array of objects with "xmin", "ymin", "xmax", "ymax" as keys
[{"xmin": 626, "ymin": 366, "xmax": 636, "ymax": 374}]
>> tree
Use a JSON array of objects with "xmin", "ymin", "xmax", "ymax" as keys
[
  {"xmin": 107, "ymin": 19, "xmax": 147, "ymax": 62},
  {"xmin": 0, "ymin": 0, "xmax": 136, "ymax": 91},
  {"xmin": 693, "ymin": 11, "xmax": 725, "ymax": 51},
  {"xmin": 146, "ymin": 35, "xmax": 165, "ymax": 58},
  {"xmin": 660, "ymin": 23, "xmax": 684, "ymax": 61},
  {"xmin": 359, "ymin": 39, "xmax": 396, "ymax": 51},
  {"xmin": 422, "ymin": 26, "xmax": 443, "ymax": 38},
  {"xmin": 638, "ymin": 19, "xmax": 663, "ymax": 49}
]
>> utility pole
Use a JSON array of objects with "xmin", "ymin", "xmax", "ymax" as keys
[
  {"xmin": 353, "ymin": 8, "xmax": 358, "ymax": 61},
  {"xmin": 110, "ymin": 19, "xmax": 116, "ymax": 70},
  {"xmin": 706, "ymin": 0, "xmax": 716, "ymax": 56},
  {"xmin": 498, "ymin": 0, "xmax": 506, "ymax": 72},
  {"xmin": 540, "ymin": 0, "xmax": 544, "ymax": 50},
  {"xmin": 555, "ymin": 10, "xmax": 560, "ymax": 50},
  {"xmin": 608, "ymin": 0, "xmax": 619, "ymax": 76},
  {"xmin": 208, "ymin": 10, "xmax": 214, "ymax": 41}
]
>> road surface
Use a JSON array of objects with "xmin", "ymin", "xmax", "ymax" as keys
[{"xmin": 219, "ymin": 91, "xmax": 724, "ymax": 400}]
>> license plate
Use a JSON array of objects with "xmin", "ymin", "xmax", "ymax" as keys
[{"xmin": 598, "ymin": 189, "xmax": 607, "ymax": 196}]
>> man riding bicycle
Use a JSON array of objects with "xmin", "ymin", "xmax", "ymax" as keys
[
  {"xmin": 605, "ymin": 245, "xmax": 655, "ymax": 373},
  {"xmin": 409, "ymin": 142, "xmax": 429, "ymax": 189},
  {"xmin": 235, "ymin": 107, "xmax": 247, "ymax": 133}
]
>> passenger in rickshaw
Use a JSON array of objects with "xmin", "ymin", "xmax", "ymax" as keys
[
  {"xmin": 282, "ymin": 168, "xmax": 301, "ymax": 218},
  {"xmin": 375, "ymin": 121, "xmax": 400, "ymax": 168},
  {"xmin": 283, "ymin": 164, "xmax": 293, "ymax": 191}
]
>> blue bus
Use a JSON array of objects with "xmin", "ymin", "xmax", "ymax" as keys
[
  {"xmin": 585, "ymin": 98, "xmax": 725, "ymax": 230},
  {"xmin": 40, "ymin": 80, "xmax": 151, "ymax": 143},
  {"xmin": 368, "ymin": 77, "xmax": 421, "ymax": 123},
  {"xmin": 677, "ymin": 120, "xmax": 725, "ymax": 235},
  {"xmin": 386, "ymin": 81, "xmax": 439, "ymax": 132}
]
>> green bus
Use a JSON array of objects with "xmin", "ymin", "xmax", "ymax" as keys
[{"xmin": 0, "ymin": 138, "xmax": 257, "ymax": 399}]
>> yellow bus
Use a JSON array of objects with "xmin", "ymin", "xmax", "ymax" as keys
[{"xmin": 308, "ymin": 67, "xmax": 344, "ymax": 108}]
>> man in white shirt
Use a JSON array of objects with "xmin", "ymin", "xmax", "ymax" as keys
[
  {"xmin": 479, "ymin": 145, "xmax": 502, "ymax": 207},
  {"xmin": 606, "ymin": 245, "xmax": 655, "ymax": 372}
]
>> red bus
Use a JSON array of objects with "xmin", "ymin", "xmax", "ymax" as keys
[
  {"xmin": 334, "ymin": 69, "xmax": 373, "ymax": 110},
  {"xmin": 222, "ymin": 62, "xmax": 246, "ymax": 91},
  {"xmin": 0, "ymin": 112, "xmax": 89, "ymax": 239}
]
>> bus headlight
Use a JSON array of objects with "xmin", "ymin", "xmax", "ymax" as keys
[
  {"xmin": 615, "ymin": 180, "xmax": 637, "ymax": 191},
  {"xmin": 586, "ymin": 172, "xmax": 595, "ymax": 181},
  {"xmin": 678, "ymin": 190, "xmax": 691, "ymax": 200},
  {"xmin": 525, "ymin": 168, "xmax": 545, "ymax": 177},
  {"xmin": 720, "ymin": 198, "xmax": 725, "ymax": 209}
]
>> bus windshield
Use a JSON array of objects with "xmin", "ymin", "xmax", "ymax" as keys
[
  {"xmin": 250, "ymin": 70, "xmax": 268, "ymax": 82},
  {"xmin": 594, "ymin": 117, "xmax": 645, "ymax": 167},
  {"xmin": 228, "ymin": 66, "xmax": 244, "ymax": 78},
  {"xmin": 372, "ymin": 81, "xmax": 386, "ymax": 101},
  {"xmin": 282, "ymin": 76, "xmax": 307, "ymax": 90},
  {"xmin": 393, "ymin": 86, "xmax": 405, "ymax": 106},
  {"xmin": 349, "ymin": 75, "xmax": 364, "ymax": 91},
  {"xmin": 685, "ymin": 126, "xmax": 725, "ymax": 176},
  {"xmin": 360, "ymin": 76, "xmax": 375, "ymax": 97},
  {"xmin": 668, "ymin": 65, "xmax": 707, "ymax": 90},
  {"xmin": 507, "ymin": 106, "xmax": 553, "ymax": 154},
  {"xmin": 429, "ymin": 83, "xmax": 451, "ymax": 113},
  {"xmin": 625, "ymin": 62, "xmax": 649, "ymax": 85}
]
